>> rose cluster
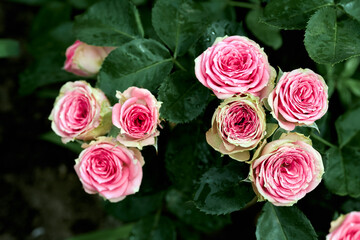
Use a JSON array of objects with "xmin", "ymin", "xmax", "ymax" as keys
[
  {"xmin": 195, "ymin": 35, "xmax": 328, "ymax": 206},
  {"xmin": 49, "ymin": 40, "xmax": 162, "ymax": 202}
]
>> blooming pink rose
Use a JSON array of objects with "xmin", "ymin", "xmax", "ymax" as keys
[
  {"xmin": 250, "ymin": 132, "xmax": 324, "ymax": 206},
  {"xmin": 74, "ymin": 137, "xmax": 144, "ymax": 202},
  {"xmin": 112, "ymin": 87, "xmax": 161, "ymax": 149},
  {"xmin": 195, "ymin": 36, "xmax": 276, "ymax": 99},
  {"xmin": 64, "ymin": 40, "xmax": 115, "ymax": 77},
  {"xmin": 206, "ymin": 94, "xmax": 268, "ymax": 161},
  {"xmin": 326, "ymin": 211, "xmax": 360, "ymax": 240},
  {"xmin": 49, "ymin": 81, "xmax": 112, "ymax": 143},
  {"xmin": 268, "ymin": 68, "xmax": 328, "ymax": 131}
]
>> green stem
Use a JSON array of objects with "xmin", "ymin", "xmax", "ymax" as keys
[
  {"xmin": 310, "ymin": 132, "xmax": 337, "ymax": 149},
  {"xmin": 228, "ymin": 1, "xmax": 257, "ymax": 9},
  {"xmin": 173, "ymin": 58, "xmax": 187, "ymax": 71}
]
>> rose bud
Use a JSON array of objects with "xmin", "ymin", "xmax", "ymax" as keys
[
  {"xmin": 74, "ymin": 137, "xmax": 144, "ymax": 202},
  {"xmin": 206, "ymin": 94, "xmax": 267, "ymax": 161},
  {"xmin": 112, "ymin": 87, "xmax": 161, "ymax": 149},
  {"xmin": 250, "ymin": 132, "xmax": 324, "ymax": 206},
  {"xmin": 326, "ymin": 211, "xmax": 360, "ymax": 240},
  {"xmin": 268, "ymin": 68, "xmax": 328, "ymax": 131},
  {"xmin": 64, "ymin": 40, "xmax": 115, "ymax": 77},
  {"xmin": 49, "ymin": 81, "xmax": 112, "ymax": 143},
  {"xmin": 195, "ymin": 35, "xmax": 276, "ymax": 100}
]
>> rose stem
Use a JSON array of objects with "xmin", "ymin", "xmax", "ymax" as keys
[
  {"xmin": 227, "ymin": 1, "xmax": 258, "ymax": 9},
  {"xmin": 310, "ymin": 132, "xmax": 337, "ymax": 149}
]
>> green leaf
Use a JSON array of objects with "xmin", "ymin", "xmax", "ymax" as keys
[
  {"xmin": 19, "ymin": 52, "xmax": 77, "ymax": 95},
  {"xmin": 345, "ymin": 78, "xmax": 360, "ymax": 97},
  {"xmin": 165, "ymin": 123, "xmax": 217, "ymax": 192},
  {"xmin": 245, "ymin": 9, "xmax": 282, "ymax": 50},
  {"xmin": 104, "ymin": 192, "xmax": 164, "ymax": 222},
  {"xmin": 339, "ymin": 0, "xmax": 360, "ymax": 23},
  {"xmin": 130, "ymin": 215, "xmax": 176, "ymax": 240},
  {"xmin": 340, "ymin": 57, "xmax": 360, "ymax": 79},
  {"xmin": 190, "ymin": 19, "xmax": 245, "ymax": 57},
  {"xmin": 66, "ymin": 224, "xmax": 133, "ymax": 240},
  {"xmin": 73, "ymin": 0, "xmax": 144, "ymax": 46},
  {"xmin": 40, "ymin": 132, "xmax": 83, "ymax": 154},
  {"xmin": 323, "ymin": 147, "xmax": 360, "ymax": 198},
  {"xmin": 335, "ymin": 106, "xmax": 360, "ymax": 147},
  {"xmin": 193, "ymin": 162, "xmax": 255, "ymax": 215},
  {"xmin": 256, "ymin": 203, "xmax": 317, "ymax": 240},
  {"xmin": 68, "ymin": 0, "xmax": 99, "ymax": 9},
  {"xmin": 6, "ymin": 0, "xmax": 53, "ymax": 5},
  {"xmin": 0, "ymin": 39, "xmax": 19, "ymax": 58},
  {"xmin": 31, "ymin": 2, "xmax": 71, "ymax": 38},
  {"xmin": 262, "ymin": 0, "xmax": 334, "ymax": 30},
  {"xmin": 158, "ymin": 72, "xmax": 210, "ymax": 123},
  {"xmin": 305, "ymin": 7, "xmax": 360, "ymax": 65},
  {"xmin": 152, "ymin": 0, "xmax": 212, "ymax": 58},
  {"xmin": 165, "ymin": 189, "xmax": 231, "ymax": 233},
  {"xmin": 98, "ymin": 39, "xmax": 173, "ymax": 102}
]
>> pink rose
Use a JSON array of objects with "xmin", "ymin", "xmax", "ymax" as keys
[
  {"xmin": 268, "ymin": 68, "xmax": 328, "ymax": 131},
  {"xmin": 74, "ymin": 137, "xmax": 144, "ymax": 202},
  {"xmin": 250, "ymin": 132, "xmax": 324, "ymax": 206},
  {"xmin": 195, "ymin": 36, "xmax": 276, "ymax": 99},
  {"xmin": 49, "ymin": 81, "xmax": 112, "ymax": 143},
  {"xmin": 326, "ymin": 211, "xmax": 360, "ymax": 240},
  {"xmin": 206, "ymin": 94, "xmax": 267, "ymax": 161},
  {"xmin": 64, "ymin": 40, "xmax": 115, "ymax": 77},
  {"xmin": 112, "ymin": 87, "xmax": 161, "ymax": 149}
]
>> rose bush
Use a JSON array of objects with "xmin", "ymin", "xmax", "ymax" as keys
[
  {"xmin": 74, "ymin": 137, "xmax": 144, "ymax": 202},
  {"xmin": 49, "ymin": 80, "xmax": 112, "ymax": 143},
  {"xmin": 268, "ymin": 68, "xmax": 328, "ymax": 131},
  {"xmin": 112, "ymin": 87, "xmax": 161, "ymax": 149},
  {"xmin": 195, "ymin": 36, "xmax": 276, "ymax": 99},
  {"xmin": 64, "ymin": 40, "xmax": 114, "ymax": 77},
  {"xmin": 206, "ymin": 94, "xmax": 267, "ymax": 161},
  {"xmin": 326, "ymin": 211, "xmax": 360, "ymax": 240},
  {"xmin": 250, "ymin": 132, "xmax": 324, "ymax": 206}
]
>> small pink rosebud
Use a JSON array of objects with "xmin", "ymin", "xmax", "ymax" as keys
[{"xmin": 64, "ymin": 40, "xmax": 115, "ymax": 77}]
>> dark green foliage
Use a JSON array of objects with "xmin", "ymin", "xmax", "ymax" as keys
[
  {"xmin": 256, "ymin": 203, "xmax": 318, "ymax": 240},
  {"xmin": 193, "ymin": 162, "xmax": 255, "ymax": 215},
  {"xmin": 74, "ymin": 0, "xmax": 144, "ymax": 46},
  {"xmin": 158, "ymin": 72, "xmax": 211, "ymax": 123}
]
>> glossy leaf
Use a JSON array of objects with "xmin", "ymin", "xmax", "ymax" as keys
[
  {"xmin": 74, "ymin": 0, "xmax": 144, "ymax": 46},
  {"xmin": 130, "ymin": 215, "xmax": 176, "ymax": 240},
  {"xmin": 323, "ymin": 147, "xmax": 360, "ymax": 198},
  {"xmin": 190, "ymin": 19, "xmax": 245, "ymax": 57},
  {"xmin": 335, "ymin": 106, "xmax": 360, "ymax": 147},
  {"xmin": 98, "ymin": 39, "xmax": 173, "ymax": 102},
  {"xmin": 166, "ymin": 189, "xmax": 231, "ymax": 233},
  {"xmin": 339, "ymin": 0, "xmax": 360, "ymax": 23},
  {"xmin": 152, "ymin": 0, "xmax": 212, "ymax": 58},
  {"xmin": 246, "ymin": 9, "xmax": 282, "ymax": 49},
  {"xmin": 193, "ymin": 162, "xmax": 255, "ymax": 215},
  {"xmin": 262, "ymin": 0, "xmax": 334, "ymax": 30},
  {"xmin": 256, "ymin": 203, "xmax": 317, "ymax": 240},
  {"xmin": 158, "ymin": 71, "xmax": 210, "ymax": 123},
  {"xmin": 305, "ymin": 7, "xmax": 360, "ymax": 65}
]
